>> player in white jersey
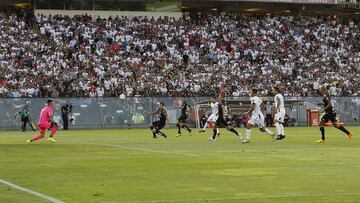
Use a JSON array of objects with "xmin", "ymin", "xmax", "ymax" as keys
[
  {"xmin": 272, "ymin": 87, "xmax": 286, "ymax": 140},
  {"xmin": 242, "ymin": 89, "xmax": 275, "ymax": 143},
  {"xmin": 199, "ymin": 97, "xmax": 219, "ymax": 134}
]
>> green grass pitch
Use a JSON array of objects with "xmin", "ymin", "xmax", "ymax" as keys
[{"xmin": 0, "ymin": 126, "xmax": 360, "ymax": 203}]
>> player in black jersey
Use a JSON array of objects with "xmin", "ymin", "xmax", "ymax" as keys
[
  {"xmin": 210, "ymin": 94, "xmax": 242, "ymax": 141},
  {"xmin": 149, "ymin": 102, "xmax": 168, "ymax": 139},
  {"xmin": 176, "ymin": 97, "xmax": 192, "ymax": 137},
  {"xmin": 317, "ymin": 86, "xmax": 353, "ymax": 143}
]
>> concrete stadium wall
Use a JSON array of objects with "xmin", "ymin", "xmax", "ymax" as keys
[{"xmin": 34, "ymin": 9, "xmax": 183, "ymax": 19}]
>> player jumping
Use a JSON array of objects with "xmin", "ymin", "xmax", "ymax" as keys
[
  {"xmin": 199, "ymin": 96, "xmax": 219, "ymax": 135},
  {"xmin": 272, "ymin": 87, "xmax": 286, "ymax": 140},
  {"xmin": 149, "ymin": 102, "xmax": 168, "ymax": 139},
  {"xmin": 176, "ymin": 97, "xmax": 192, "ymax": 137},
  {"xmin": 317, "ymin": 86, "xmax": 353, "ymax": 143},
  {"xmin": 243, "ymin": 89, "xmax": 275, "ymax": 143},
  {"xmin": 27, "ymin": 99, "xmax": 58, "ymax": 143},
  {"xmin": 209, "ymin": 94, "xmax": 242, "ymax": 141}
]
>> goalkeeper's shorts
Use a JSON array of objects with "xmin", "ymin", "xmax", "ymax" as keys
[{"xmin": 38, "ymin": 122, "xmax": 52, "ymax": 133}]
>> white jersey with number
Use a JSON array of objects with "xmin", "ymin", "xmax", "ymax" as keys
[
  {"xmin": 208, "ymin": 101, "xmax": 219, "ymax": 122},
  {"xmin": 250, "ymin": 96, "xmax": 263, "ymax": 117},
  {"xmin": 211, "ymin": 102, "xmax": 218, "ymax": 115},
  {"xmin": 274, "ymin": 93, "xmax": 285, "ymax": 113},
  {"xmin": 248, "ymin": 96, "xmax": 265, "ymax": 128},
  {"xmin": 274, "ymin": 93, "xmax": 285, "ymax": 122}
]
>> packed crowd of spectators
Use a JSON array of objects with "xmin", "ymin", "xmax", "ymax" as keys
[{"xmin": 0, "ymin": 9, "xmax": 359, "ymax": 98}]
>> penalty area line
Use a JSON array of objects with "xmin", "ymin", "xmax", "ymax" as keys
[
  {"xmin": 0, "ymin": 179, "xmax": 64, "ymax": 203},
  {"xmin": 92, "ymin": 143, "xmax": 200, "ymax": 157},
  {"xmin": 112, "ymin": 192, "xmax": 360, "ymax": 203}
]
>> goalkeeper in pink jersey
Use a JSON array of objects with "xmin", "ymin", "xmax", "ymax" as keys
[{"xmin": 27, "ymin": 99, "xmax": 58, "ymax": 143}]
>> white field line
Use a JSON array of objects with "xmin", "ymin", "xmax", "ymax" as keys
[
  {"xmin": 110, "ymin": 192, "xmax": 360, "ymax": 203},
  {"xmin": 0, "ymin": 179, "xmax": 65, "ymax": 203},
  {"xmin": 93, "ymin": 143, "xmax": 200, "ymax": 157}
]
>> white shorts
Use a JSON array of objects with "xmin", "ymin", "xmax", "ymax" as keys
[
  {"xmin": 248, "ymin": 114, "xmax": 265, "ymax": 128},
  {"xmin": 274, "ymin": 110, "xmax": 285, "ymax": 123},
  {"xmin": 207, "ymin": 114, "xmax": 218, "ymax": 123}
]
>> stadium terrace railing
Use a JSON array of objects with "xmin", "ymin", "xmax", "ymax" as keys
[
  {"xmin": 0, "ymin": 97, "xmax": 359, "ymax": 130},
  {"xmin": 34, "ymin": 9, "xmax": 183, "ymax": 20}
]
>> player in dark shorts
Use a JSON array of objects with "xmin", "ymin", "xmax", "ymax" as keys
[
  {"xmin": 176, "ymin": 97, "xmax": 192, "ymax": 137},
  {"xmin": 210, "ymin": 94, "xmax": 242, "ymax": 141},
  {"xmin": 15, "ymin": 105, "xmax": 36, "ymax": 132},
  {"xmin": 149, "ymin": 102, "xmax": 168, "ymax": 139},
  {"xmin": 317, "ymin": 86, "xmax": 353, "ymax": 143}
]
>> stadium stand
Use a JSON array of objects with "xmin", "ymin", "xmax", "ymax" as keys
[{"xmin": 0, "ymin": 9, "xmax": 359, "ymax": 98}]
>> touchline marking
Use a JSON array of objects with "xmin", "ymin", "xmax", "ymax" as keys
[
  {"xmin": 0, "ymin": 179, "xmax": 64, "ymax": 203},
  {"xmin": 111, "ymin": 192, "xmax": 360, "ymax": 203},
  {"xmin": 93, "ymin": 143, "xmax": 200, "ymax": 157}
]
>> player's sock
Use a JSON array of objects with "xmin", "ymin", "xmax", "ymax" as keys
[
  {"xmin": 337, "ymin": 126, "xmax": 350, "ymax": 135},
  {"xmin": 264, "ymin": 128, "xmax": 274, "ymax": 136},
  {"xmin": 31, "ymin": 135, "xmax": 44, "ymax": 141},
  {"xmin": 49, "ymin": 125, "xmax": 58, "ymax": 137},
  {"xmin": 246, "ymin": 129, "xmax": 251, "ymax": 140},
  {"xmin": 212, "ymin": 128, "xmax": 217, "ymax": 140},
  {"xmin": 228, "ymin": 128, "xmax": 238, "ymax": 136},
  {"xmin": 176, "ymin": 124, "xmax": 181, "ymax": 134},
  {"xmin": 29, "ymin": 122, "xmax": 35, "ymax": 131},
  {"xmin": 280, "ymin": 124, "xmax": 285, "ymax": 136},
  {"xmin": 275, "ymin": 123, "xmax": 281, "ymax": 136},
  {"xmin": 202, "ymin": 122, "xmax": 208, "ymax": 131},
  {"xmin": 152, "ymin": 129, "xmax": 157, "ymax": 138},
  {"xmin": 150, "ymin": 126, "xmax": 155, "ymax": 138},
  {"xmin": 216, "ymin": 128, "xmax": 220, "ymax": 134},
  {"xmin": 157, "ymin": 130, "xmax": 167, "ymax": 138},
  {"xmin": 320, "ymin": 127, "xmax": 325, "ymax": 140},
  {"xmin": 182, "ymin": 125, "xmax": 191, "ymax": 132}
]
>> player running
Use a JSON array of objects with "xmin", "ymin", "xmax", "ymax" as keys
[
  {"xmin": 176, "ymin": 97, "xmax": 192, "ymax": 137},
  {"xmin": 15, "ymin": 104, "xmax": 36, "ymax": 132},
  {"xmin": 243, "ymin": 89, "xmax": 275, "ymax": 143},
  {"xmin": 149, "ymin": 102, "xmax": 168, "ymax": 139},
  {"xmin": 272, "ymin": 87, "xmax": 286, "ymax": 140},
  {"xmin": 27, "ymin": 99, "xmax": 58, "ymax": 143},
  {"xmin": 317, "ymin": 86, "xmax": 353, "ymax": 143},
  {"xmin": 199, "ymin": 96, "xmax": 219, "ymax": 135},
  {"xmin": 209, "ymin": 94, "xmax": 242, "ymax": 141}
]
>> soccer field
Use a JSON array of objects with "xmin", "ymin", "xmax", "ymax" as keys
[{"xmin": 0, "ymin": 127, "xmax": 360, "ymax": 203}]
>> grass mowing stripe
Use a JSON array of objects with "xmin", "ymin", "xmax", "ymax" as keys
[
  {"xmin": 0, "ymin": 179, "xmax": 65, "ymax": 203},
  {"xmin": 112, "ymin": 192, "xmax": 360, "ymax": 203},
  {"xmin": 91, "ymin": 143, "xmax": 200, "ymax": 157}
]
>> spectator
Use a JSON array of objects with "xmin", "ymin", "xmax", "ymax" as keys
[{"xmin": 0, "ymin": 10, "xmax": 359, "ymax": 98}]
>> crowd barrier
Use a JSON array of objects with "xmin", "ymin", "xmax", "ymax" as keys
[{"xmin": 0, "ymin": 97, "xmax": 359, "ymax": 130}]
